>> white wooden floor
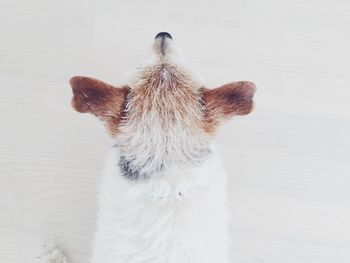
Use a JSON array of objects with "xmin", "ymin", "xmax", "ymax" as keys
[{"xmin": 1, "ymin": 0, "xmax": 350, "ymax": 262}]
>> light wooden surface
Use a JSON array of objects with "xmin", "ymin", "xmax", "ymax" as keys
[{"xmin": 1, "ymin": 0, "xmax": 350, "ymax": 262}]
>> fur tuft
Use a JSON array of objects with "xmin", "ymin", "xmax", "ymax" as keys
[{"xmin": 36, "ymin": 242, "xmax": 68, "ymax": 263}]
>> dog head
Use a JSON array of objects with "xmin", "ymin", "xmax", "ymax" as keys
[{"xmin": 70, "ymin": 32, "xmax": 256, "ymax": 179}]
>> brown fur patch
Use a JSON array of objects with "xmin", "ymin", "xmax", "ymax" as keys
[
  {"xmin": 70, "ymin": 76, "xmax": 129, "ymax": 135},
  {"xmin": 126, "ymin": 64, "xmax": 202, "ymax": 127},
  {"xmin": 202, "ymin": 81, "xmax": 256, "ymax": 133}
]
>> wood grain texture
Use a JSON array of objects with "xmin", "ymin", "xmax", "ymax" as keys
[{"xmin": 0, "ymin": 0, "xmax": 350, "ymax": 262}]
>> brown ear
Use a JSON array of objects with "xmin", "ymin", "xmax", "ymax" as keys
[
  {"xmin": 202, "ymin": 81, "xmax": 256, "ymax": 133},
  {"xmin": 70, "ymin": 76, "xmax": 129, "ymax": 135}
]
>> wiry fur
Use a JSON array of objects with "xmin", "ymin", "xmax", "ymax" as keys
[
  {"xmin": 44, "ymin": 33, "xmax": 256, "ymax": 263},
  {"xmin": 117, "ymin": 62, "xmax": 211, "ymax": 179}
]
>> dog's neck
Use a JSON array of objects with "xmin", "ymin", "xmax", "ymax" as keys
[
  {"xmin": 117, "ymin": 147, "xmax": 212, "ymax": 181},
  {"xmin": 112, "ymin": 145, "xmax": 215, "ymax": 200}
]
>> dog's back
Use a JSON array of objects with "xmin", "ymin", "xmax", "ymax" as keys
[{"xmin": 90, "ymin": 147, "xmax": 230, "ymax": 263}]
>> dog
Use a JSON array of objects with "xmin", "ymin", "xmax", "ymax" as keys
[{"xmin": 41, "ymin": 32, "xmax": 256, "ymax": 263}]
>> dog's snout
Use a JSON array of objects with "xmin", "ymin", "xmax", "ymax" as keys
[
  {"xmin": 153, "ymin": 32, "xmax": 174, "ymax": 58},
  {"xmin": 155, "ymin": 32, "xmax": 172, "ymax": 40}
]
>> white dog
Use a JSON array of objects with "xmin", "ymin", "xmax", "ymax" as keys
[{"xmin": 42, "ymin": 32, "xmax": 256, "ymax": 263}]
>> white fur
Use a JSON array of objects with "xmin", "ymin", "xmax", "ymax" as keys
[
  {"xmin": 41, "ymin": 35, "xmax": 231, "ymax": 263},
  {"xmin": 90, "ymin": 146, "xmax": 230, "ymax": 263}
]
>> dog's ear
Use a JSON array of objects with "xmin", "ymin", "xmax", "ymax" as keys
[
  {"xmin": 202, "ymin": 81, "xmax": 256, "ymax": 133},
  {"xmin": 70, "ymin": 76, "xmax": 129, "ymax": 135}
]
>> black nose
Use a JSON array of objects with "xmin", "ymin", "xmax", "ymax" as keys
[{"xmin": 155, "ymin": 32, "xmax": 172, "ymax": 40}]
